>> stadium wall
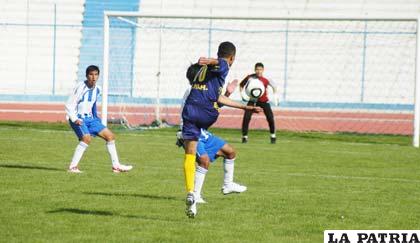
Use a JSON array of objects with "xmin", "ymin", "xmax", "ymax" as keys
[{"xmin": 0, "ymin": 0, "xmax": 419, "ymax": 135}]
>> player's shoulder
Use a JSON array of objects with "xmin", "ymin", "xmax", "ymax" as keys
[
  {"xmin": 209, "ymin": 58, "xmax": 228, "ymax": 72},
  {"xmin": 75, "ymin": 80, "xmax": 88, "ymax": 89},
  {"xmin": 72, "ymin": 81, "xmax": 87, "ymax": 94},
  {"xmin": 259, "ymin": 75, "xmax": 268, "ymax": 81},
  {"xmin": 259, "ymin": 76, "xmax": 270, "ymax": 83}
]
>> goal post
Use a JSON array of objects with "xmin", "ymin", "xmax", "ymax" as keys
[
  {"xmin": 414, "ymin": 17, "xmax": 420, "ymax": 147},
  {"xmin": 102, "ymin": 11, "xmax": 420, "ymax": 147}
]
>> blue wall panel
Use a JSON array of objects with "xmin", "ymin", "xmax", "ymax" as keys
[{"xmin": 78, "ymin": 0, "xmax": 140, "ymax": 96}]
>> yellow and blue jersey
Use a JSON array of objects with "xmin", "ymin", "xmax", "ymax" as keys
[
  {"xmin": 182, "ymin": 58, "xmax": 230, "ymax": 140},
  {"xmin": 185, "ymin": 58, "xmax": 229, "ymax": 110}
]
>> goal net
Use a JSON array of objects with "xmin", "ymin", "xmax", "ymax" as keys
[{"xmin": 102, "ymin": 12, "xmax": 420, "ymax": 146}]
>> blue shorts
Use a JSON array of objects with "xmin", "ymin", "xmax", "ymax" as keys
[
  {"xmin": 182, "ymin": 103, "xmax": 218, "ymax": 140},
  {"xmin": 196, "ymin": 129, "xmax": 226, "ymax": 162},
  {"xmin": 69, "ymin": 117, "xmax": 106, "ymax": 139}
]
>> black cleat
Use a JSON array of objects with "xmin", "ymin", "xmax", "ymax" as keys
[
  {"xmin": 242, "ymin": 137, "xmax": 248, "ymax": 143},
  {"xmin": 270, "ymin": 137, "xmax": 276, "ymax": 144}
]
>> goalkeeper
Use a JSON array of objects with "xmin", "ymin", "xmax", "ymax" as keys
[{"xmin": 240, "ymin": 62, "xmax": 279, "ymax": 144}]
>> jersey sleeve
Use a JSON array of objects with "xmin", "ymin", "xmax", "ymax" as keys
[
  {"xmin": 65, "ymin": 83, "xmax": 83, "ymax": 122},
  {"xmin": 239, "ymin": 75, "xmax": 251, "ymax": 88},
  {"xmin": 209, "ymin": 58, "xmax": 229, "ymax": 76},
  {"xmin": 267, "ymin": 78, "xmax": 279, "ymax": 93}
]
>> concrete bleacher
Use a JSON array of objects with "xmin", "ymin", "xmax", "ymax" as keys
[
  {"xmin": 0, "ymin": 0, "xmax": 85, "ymax": 95},
  {"xmin": 134, "ymin": 0, "xmax": 418, "ymax": 106},
  {"xmin": 139, "ymin": 0, "xmax": 420, "ymax": 17}
]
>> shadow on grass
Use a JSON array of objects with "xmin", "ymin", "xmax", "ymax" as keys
[
  {"xmin": 47, "ymin": 208, "xmax": 180, "ymax": 222},
  {"xmin": 47, "ymin": 208, "xmax": 114, "ymax": 216},
  {"xmin": 0, "ymin": 164, "xmax": 61, "ymax": 171},
  {"xmin": 83, "ymin": 191, "xmax": 179, "ymax": 201}
]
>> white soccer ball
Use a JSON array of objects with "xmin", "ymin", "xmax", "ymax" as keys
[{"xmin": 245, "ymin": 77, "xmax": 265, "ymax": 99}]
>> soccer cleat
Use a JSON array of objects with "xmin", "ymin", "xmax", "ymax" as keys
[
  {"xmin": 195, "ymin": 195, "xmax": 207, "ymax": 204},
  {"xmin": 242, "ymin": 137, "xmax": 248, "ymax": 144},
  {"xmin": 112, "ymin": 164, "xmax": 133, "ymax": 173},
  {"xmin": 222, "ymin": 182, "xmax": 247, "ymax": 195},
  {"xmin": 270, "ymin": 137, "xmax": 276, "ymax": 144},
  {"xmin": 68, "ymin": 166, "xmax": 82, "ymax": 173},
  {"xmin": 185, "ymin": 192, "xmax": 197, "ymax": 218}
]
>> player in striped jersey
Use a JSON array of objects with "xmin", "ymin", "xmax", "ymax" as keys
[{"xmin": 65, "ymin": 65, "xmax": 133, "ymax": 173}]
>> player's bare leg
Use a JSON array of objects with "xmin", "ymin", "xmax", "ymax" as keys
[
  {"xmin": 68, "ymin": 134, "xmax": 91, "ymax": 173},
  {"xmin": 219, "ymin": 144, "xmax": 247, "ymax": 194},
  {"xmin": 98, "ymin": 128, "xmax": 132, "ymax": 173},
  {"xmin": 184, "ymin": 140, "xmax": 198, "ymax": 218}
]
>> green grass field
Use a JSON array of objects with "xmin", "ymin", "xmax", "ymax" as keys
[{"xmin": 1, "ymin": 121, "xmax": 420, "ymax": 242}]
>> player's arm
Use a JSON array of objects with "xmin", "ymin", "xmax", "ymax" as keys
[
  {"xmin": 218, "ymin": 79, "xmax": 238, "ymax": 108},
  {"xmin": 268, "ymin": 78, "xmax": 279, "ymax": 106},
  {"xmin": 224, "ymin": 79, "xmax": 238, "ymax": 97},
  {"xmin": 217, "ymin": 95, "xmax": 262, "ymax": 113},
  {"xmin": 198, "ymin": 57, "xmax": 229, "ymax": 75},
  {"xmin": 198, "ymin": 57, "xmax": 219, "ymax": 66},
  {"xmin": 268, "ymin": 79, "xmax": 278, "ymax": 93},
  {"xmin": 239, "ymin": 75, "xmax": 250, "ymax": 92},
  {"xmin": 65, "ymin": 84, "xmax": 83, "ymax": 124}
]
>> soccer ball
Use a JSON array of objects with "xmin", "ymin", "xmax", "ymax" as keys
[{"xmin": 245, "ymin": 77, "xmax": 265, "ymax": 99}]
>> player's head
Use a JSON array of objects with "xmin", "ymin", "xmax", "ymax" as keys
[
  {"xmin": 254, "ymin": 62, "xmax": 264, "ymax": 77},
  {"xmin": 217, "ymin": 41, "xmax": 236, "ymax": 67},
  {"xmin": 85, "ymin": 65, "xmax": 100, "ymax": 87}
]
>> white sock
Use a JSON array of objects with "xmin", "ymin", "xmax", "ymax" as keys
[
  {"xmin": 270, "ymin": 133, "xmax": 276, "ymax": 138},
  {"xmin": 223, "ymin": 158, "xmax": 235, "ymax": 186},
  {"xmin": 194, "ymin": 166, "xmax": 208, "ymax": 198},
  {"xmin": 242, "ymin": 135, "xmax": 248, "ymax": 139},
  {"xmin": 69, "ymin": 142, "xmax": 88, "ymax": 168},
  {"xmin": 106, "ymin": 140, "xmax": 120, "ymax": 167}
]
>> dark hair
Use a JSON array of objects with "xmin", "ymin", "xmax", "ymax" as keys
[
  {"xmin": 217, "ymin": 41, "xmax": 236, "ymax": 58},
  {"xmin": 86, "ymin": 65, "xmax": 100, "ymax": 76},
  {"xmin": 255, "ymin": 62, "xmax": 264, "ymax": 69}
]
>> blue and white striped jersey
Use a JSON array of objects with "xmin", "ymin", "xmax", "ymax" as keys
[{"xmin": 65, "ymin": 81, "xmax": 101, "ymax": 122}]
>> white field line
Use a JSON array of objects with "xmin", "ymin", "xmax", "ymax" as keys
[{"xmin": 288, "ymin": 172, "xmax": 420, "ymax": 184}]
